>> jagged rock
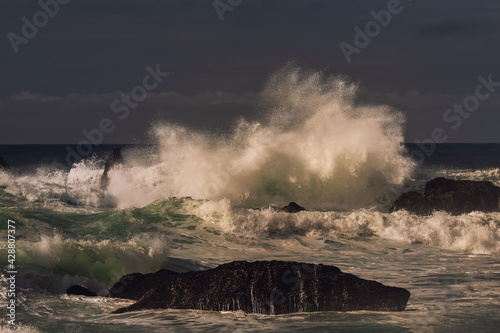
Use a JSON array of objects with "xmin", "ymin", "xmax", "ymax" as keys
[
  {"xmin": 112, "ymin": 260, "xmax": 410, "ymax": 314},
  {"xmin": 280, "ymin": 202, "xmax": 306, "ymax": 213},
  {"xmin": 66, "ymin": 285, "xmax": 97, "ymax": 297},
  {"xmin": 391, "ymin": 177, "xmax": 500, "ymax": 215},
  {"xmin": 0, "ymin": 156, "xmax": 11, "ymax": 172},
  {"xmin": 100, "ymin": 148, "xmax": 124, "ymax": 190}
]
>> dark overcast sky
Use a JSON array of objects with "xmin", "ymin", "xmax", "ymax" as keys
[{"xmin": 1, "ymin": 0, "xmax": 500, "ymax": 144}]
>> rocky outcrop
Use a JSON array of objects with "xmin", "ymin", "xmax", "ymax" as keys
[
  {"xmin": 100, "ymin": 148, "xmax": 124, "ymax": 190},
  {"xmin": 107, "ymin": 269, "xmax": 179, "ymax": 300},
  {"xmin": 280, "ymin": 202, "xmax": 306, "ymax": 213},
  {"xmin": 66, "ymin": 285, "xmax": 97, "ymax": 297},
  {"xmin": 0, "ymin": 156, "xmax": 10, "ymax": 172},
  {"xmin": 111, "ymin": 260, "xmax": 410, "ymax": 314},
  {"xmin": 391, "ymin": 177, "xmax": 500, "ymax": 215}
]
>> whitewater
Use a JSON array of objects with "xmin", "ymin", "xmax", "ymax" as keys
[{"xmin": 0, "ymin": 66, "xmax": 499, "ymax": 332}]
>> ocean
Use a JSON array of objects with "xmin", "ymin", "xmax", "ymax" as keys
[
  {"xmin": 1, "ymin": 69, "xmax": 499, "ymax": 332},
  {"xmin": 0, "ymin": 142, "xmax": 499, "ymax": 333}
]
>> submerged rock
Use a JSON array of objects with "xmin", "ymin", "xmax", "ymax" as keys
[
  {"xmin": 66, "ymin": 285, "xmax": 97, "ymax": 297},
  {"xmin": 100, "ymin": 148, "xmax": 124, "ymax": 190},
  {"xmin": 257, "ymin": 202, "xmax": 307, "ymax": 213},
  {"xmin": 391, "ymin": 177, "xmax": 500, "ymax": 215},
  {"xmin": 0, "ymin": 156, "xmax": 11, "ymax": 172},
  {"xmin": 111, "ymin": 260, "xmax": 410, "ymax": 314}
]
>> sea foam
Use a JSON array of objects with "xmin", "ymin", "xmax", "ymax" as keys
[{"xmin": 189, "ymin": 199, "xmax": 500, "ymax": 254}]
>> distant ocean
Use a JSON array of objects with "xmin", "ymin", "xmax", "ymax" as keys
[{"xmin": 0, "ymin": 143, "xmax": 499, "ymax": 332}]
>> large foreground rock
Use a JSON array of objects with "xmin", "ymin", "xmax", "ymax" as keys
[
  {"xmin": 111, "ymin": 261, "xmax": 410, "ymax": 314},
  {"xmin": 391, "ymin": 177, "xmax": 500, "ymax": 215}
]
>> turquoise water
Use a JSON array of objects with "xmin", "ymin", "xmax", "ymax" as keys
[{"xmin": 1, "ymin": 190, "xmax": 500, "ymax": 332}]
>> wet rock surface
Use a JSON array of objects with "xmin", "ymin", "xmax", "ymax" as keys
[
  {"xmin": 66, "ymin": 285, "xmax": 97, "ymax": 297},
  {"xmin": 391, "ymin": 177, "xmax": 500, "ymax": 215},
  {"xmin": 100, "ymin": 148, "xmax": 124, "ymax": 190},
  {"xmin": 111, "ymin": 260, "xmax": 410, "ymax": 314}
]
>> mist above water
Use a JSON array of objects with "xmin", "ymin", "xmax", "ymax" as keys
[
  {"xmin": 0, "ymin": 65, "xmax": 415, "ymax": 210},
  {"xmin": 108, "ymin": 65, "xmax": 415, "ymax": 209}
]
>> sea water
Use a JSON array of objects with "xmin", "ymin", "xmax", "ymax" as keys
[{"xmin": 0, "ymin": 67, "xmax": 499, "ymax": 332}]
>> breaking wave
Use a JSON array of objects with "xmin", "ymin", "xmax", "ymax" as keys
[
  {"xmin": 190, "ymin": 199, "xmax": 500, "ymax": 254},
  {"xmin": 0, "ymin": 233, "xmax": 170, "ymax": 294},
  {"xmin": 107, "ymin": 65, "xmax": 415, "ymax": 210},
  {"xmin": 1, "ymin": 66, "xmax": 416, "ymax": 210}
]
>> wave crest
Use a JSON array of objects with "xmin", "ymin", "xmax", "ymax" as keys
[
  {"xmin": 108, "ymin": 66, "xmax": 415, "ymax": 210},
  {"xmin": 190, "ymin": 199, "xmax": 500, "ymax": 254}
]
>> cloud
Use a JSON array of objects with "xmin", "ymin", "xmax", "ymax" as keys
[
  {"xmin": 11, "ymin": 91, "xmax": 61, "ymax": 103},
  {"xmin": 2, "ymin": 0, "xmax": 500, "ymax": 142},
  {"xmin": 417, "ymin": 19, "xmax": 478, "ymax": 38},
  {"xmin": 7, "ymin": 90, "xmax": 258, "ymax": 109},
  {"xmin": 0, "ymin": 90, "xmax": 258, "ymax": 144},
  {"xmin": 154, "ymin": 91, "xmax": 258, "ymax": 107}
]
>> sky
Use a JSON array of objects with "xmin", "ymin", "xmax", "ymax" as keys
[{"xmin": 1, "ymin": 0, "xmax": 500, "ymax": 144}]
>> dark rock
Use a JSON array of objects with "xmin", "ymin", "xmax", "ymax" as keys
[
  {"xmin": 0, "ymin": 156, "xmax": 10, "ymax": 172},
  {"xmin": 112, "ymin": 260, "xmax": 410, "ymax": 314},
  {"xmin": 66, "ymin": 285, "xmax": 97, "ymax": 297},
  {"xmin": 253, "ymin": 202, "xmax": 306, "ymax": 213},
  {"xmin": 391, "ymin": 177, "xmax": 500, "ymax": 215},
  {"xmin": 100, "ymin": 148, "xmax": 124, "ymax": 190},
  {"xmin": 107, "ymin": 269, "xmax": 179, "ymax": 300},
  {"xmin": 280, "ymin": 202, "xmax": 306, "ymax": 213}
]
